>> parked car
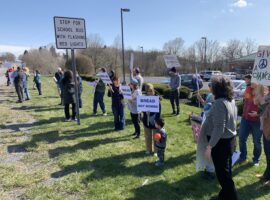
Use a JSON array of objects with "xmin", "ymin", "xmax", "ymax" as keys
[
  {"xmin": 232, "ymin": 80, "xmax": 246, "ymax": 101},
  {"xmin": 224, "ymin": 72, "xmax": 237, "ymax": 80},
  {"xmin": 203, "ymin": 71, "xmax": 222, "ymax": 81}
]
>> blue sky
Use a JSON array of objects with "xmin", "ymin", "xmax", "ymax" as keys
[{"xmin": 0, "ymin": 0, "xmax": 269, "ymax": 55}]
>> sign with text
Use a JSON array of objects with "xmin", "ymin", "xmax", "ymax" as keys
[
  {"xmin": 120, "ymin": 85, "xmax": 132, "ymax": 100},
  {"xmin": 97, "ymin": 72, "xmax": 112, "ymax": 84},
  {"xmin": 164, "ymin": 55, "xmax": 181, "ymax": 68},
  {"xmin": 252, "ymin": 46, "xmax": 270, "ymax": 86},
  {"xmin": 137, "ymin": 96, "xmax": 160, "ymax": 113},
  {"xmin": 54, "ymin": 16, "xmax": 87, "ymax": 49}
]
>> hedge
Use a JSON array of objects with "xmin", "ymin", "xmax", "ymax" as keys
[
  {"xmin": 80, "ymin": 74, "xmax": 96, "ymax": 82},
  {"xmin": 190, "ymin": 90, "xmax": 210, "ymax": 106}
]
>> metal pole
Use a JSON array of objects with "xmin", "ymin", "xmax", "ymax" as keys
[
  {"xmin": 204, "ymin": 38, "xmax": 207, "ymax": 70},
  {"xmin": 141, "ymin": 46, "xmax": 143, "ymax": 69},
  {"xmin": 121, "ymin": 9, "xmax": 126, "ymax": 84},
  {"xmin": 71, "ymin": 49, "xmax": 80, "ymax": 125},
  {"xmin": 66, "ymin": 49, "xmax": 69, "ymax": 61}
]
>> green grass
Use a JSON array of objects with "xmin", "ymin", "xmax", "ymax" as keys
[{"xmin": 0, "ymin": 77, "xmax": 270, "ymax": 199}]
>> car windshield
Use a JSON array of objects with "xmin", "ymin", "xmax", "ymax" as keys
[
  {"xmin": 181, "ymin": 75, "xmax": 193, "ymax": 81},
  {"xmin": 233, "ymin": 82, "xmax": 242, "ymax": 88}
]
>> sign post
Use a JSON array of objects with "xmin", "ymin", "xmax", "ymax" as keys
[
  {"xmin": 54, "ymin": 16, "xmax": 87, "ymax": 125},
  {"xmin": 252, "ymin": 45, "xmax": 270, "ymax": 86}
]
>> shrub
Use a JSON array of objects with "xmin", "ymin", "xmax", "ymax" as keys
[
  {"xmin": 190, "ymin": 89, "xmax": 210, "ymax": 106},
  {"xmin": 80, "ymin": 74, "xmax": 96, "ymax": 82}
]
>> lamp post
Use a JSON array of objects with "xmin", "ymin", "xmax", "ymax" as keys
[
  {"xmin": 120, "ymin": 8, "xmax": 130, "ymax": 84},
  {"xmin": 140, "ymin": 46, "xmax": 143, "ymax": 74},
  {"xmin": 201, "ymin": 37, "xmax": 207, "ymax": 70}
]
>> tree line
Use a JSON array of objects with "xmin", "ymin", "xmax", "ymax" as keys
[{"xmin": 0, "ymin": 35, "xmax": 257, "ymax": 76}]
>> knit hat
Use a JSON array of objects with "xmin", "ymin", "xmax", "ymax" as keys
[{"xmin": 170, "ymin": 67, "xmax": 176, "ymax": 73}]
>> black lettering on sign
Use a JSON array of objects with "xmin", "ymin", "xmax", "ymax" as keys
[
  {"xmin": 60, "ymin": 19, "xmax": 70, "ymax": 24},
  {"xmin": 57, "ymin": 27, "xmax": 73, "ymax": 32},
  {"xmin": 257, "ymin": 50, "xmax": 270, "ymax": 58},
  {"xmin": 76, "ymin": 28, "xmax": 84, "ymax": 32},
  {"xmin": 59, "ymin": 42, "xmax": 67, "ymax": 46},
  {"xmin": 57, "ymin": 35, "xmax": 66, "ymax": 39},
  {"xmin": 73, "ymin": 20, "xmax": 81, "ymax": 26}
]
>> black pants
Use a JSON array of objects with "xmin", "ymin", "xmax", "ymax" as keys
[
  {"xmin": 211, "ymin": 137, "xmax": 238, "ymax": 200},
  {"xmin": 36, "ymin": 82, "xmax": 42, "ymax": 95},
  {"xmin": 170, "ymin": 89, "xmax": 180, "ymax": 113},
  {"xmin": 130, "ymin": 113, "xmax": 141, "ymax": 136},
  {"xmin": 64, "ymin": 103, "xmax": 76, "ymax": 120},
  {"xmin": 15, "ymin": 84, "xmax": 24, "ymax": 102}
]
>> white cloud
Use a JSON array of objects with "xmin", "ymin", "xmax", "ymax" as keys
[
  {"xmin": 231, "ymin": 0, "xmax": 252, "ymax": 8},
  {"xmin": 0, "ymin": 45, "xmax": 30, "ymax": 57}
]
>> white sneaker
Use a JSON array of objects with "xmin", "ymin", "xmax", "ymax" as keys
[{"xmin": 103, "ymin": 112, "xmax": 107, "ymax": 116}]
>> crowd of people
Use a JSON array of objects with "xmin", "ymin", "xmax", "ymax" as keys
[{"xmin": 4, "ymin": 64, "xmax": 270, "ymax": 199}]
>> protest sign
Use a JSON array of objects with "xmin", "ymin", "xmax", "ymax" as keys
[
  {"xmin": 137, "ymin": 96, "xmax": 159, "ymax": 113},
  {"xmin": 164, "ymin": 55, "xmax": 181, "ymax": 68},
  {"xmin": 97, "ymin": 72, "xmax": 112, "ymax": 84},
  {"xmin": 120, "ymin": 85, "xmax": 132, "ymax": 100},
  {"xmin": 252, "ymin": 46, "xmax": 270, "ymax": 86},
  {"xmin": 54, "ymin": 16, "xmax": 87, "ymax": 49}
]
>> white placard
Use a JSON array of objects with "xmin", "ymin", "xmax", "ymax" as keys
[
  {"xmin": 54, "ymin": 16, "xmax": 87, "ymax": 49},
  {"xmin": 120, "ymin": 85, "xmax": 132, "ymax": 100},
  {"xmin": 129, "ymin": 53, "xmax": 134, "ymax": 72},
  {"xmin": 164, "ymin": 55, "xmax": 181, "ymax": 68},
  {"xmin": 252, "ymin": 46, "xmax": 270, "ymax": 86},
  {"xmin": 137, "ymin": 96, "xmax": 160, "ymax": 113},
  {"xmin": 97, "ymin": 72, "xmax": 112, "ymax": 84}
]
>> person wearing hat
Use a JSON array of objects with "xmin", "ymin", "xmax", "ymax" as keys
[
  {"xmin": 128, "ymin": 78, "xmax": 142, "ymax": 139},
  {"xmin": 14, "ymin": 67, "xmax": 24, "ymax": 103},
  {"xmin": 239, "ymin": 74, "xmax": 262, "ymax": 166},
  {"xmin": 55, "ymin": 68, "xmax": 64, "ymax": 105},
  {"xmin": 22, "ymin": 67, "xmax": 31, "ymax": 100},
  {"xmin": 169, "ymin": 67, "xmax": 181, "ymax": 115},
  {"xmin": 132, "ymin": 67, "xmax": 144, "ymax": 91}
]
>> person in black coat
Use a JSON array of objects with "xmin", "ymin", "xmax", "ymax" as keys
[
  {"xmin": 62, "ymin": 70, "xmax": 76, "ymax": 121},
  {"xmin": 14, "ymin": 67, "xmax": 24, "ymax": 103}
]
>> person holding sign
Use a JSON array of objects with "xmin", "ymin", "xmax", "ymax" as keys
[
  {"xmin": 239, "ymin": 75, "xmax": 262, "ymax": 166},
  {"xmin": 169, "ymin": 67, "xmax": 181, "ymax": 115},
  {"xmin": 128, "ymin": 79, "xmax": 142, "ymax": 139},
  {"xmin": 108, "ymin": 76, "xmax": 125, "ymax": 131},
  {"xmin": 93, "ymin": 68, "xmax": 107, "ymax": 116},
  {"xmin": 142, "ymin": 83, "xmax": 161, "ymax": 155},
  {"xmin": 131, "ymin": 68, "xmax": 144, "ymax": 92}
]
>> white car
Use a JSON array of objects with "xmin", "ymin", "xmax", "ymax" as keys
[
  {"xmin": 203, "ymin": 71, "xmax": 222, "ymax": 81},
  {"xmin": 232, "ymin": 80, "xmax": 246, "ymax": 101},
  {"xmin": 224, "ymin": 72, "xmax": 237, "ymax": 80}
]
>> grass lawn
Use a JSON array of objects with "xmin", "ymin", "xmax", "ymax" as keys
[{"xmin": 0, "ymin": 77, "xmax": 270, "ymax": 200}]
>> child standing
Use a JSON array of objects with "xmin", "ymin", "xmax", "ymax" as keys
[
  {"xmin": 33, "ymin": 70, "xmax": 42, "ymax": 95},
  {"xmin": 108, "ymin": 77, "xmax": 125, "ymax": 131},
  {"xmin": 154, "ymin": 118, "xmax": 167, "ymax": 167},
  {"xmin": 128, "ymin": 79, "xmax": 142, "ymax": 139}
]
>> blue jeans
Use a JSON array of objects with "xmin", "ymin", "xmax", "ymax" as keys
[
  {"xmin": 112, "ymin": 105, "xmax": 125, "ymax": 130},
  {"xmin": 93, "ymin": 91, "xmax": 106, "ymax": 114},
  {"xmin": 23, "ymin": 87, "xmax": 31, "ymax": 100},
  {"xmin": 239, "ymin": 118, "xmax": 262, "ymax": 163},
  {"xmin": 263, "ymin": 135, "xmax": 270, "ymax": 180}
]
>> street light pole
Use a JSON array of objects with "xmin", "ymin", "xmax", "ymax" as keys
[
  {"xmin": 140, "ymin": 46, "xmax": 143, "ymax": 73},
  {"xmin": 120, "ymin": 8, "xmax": 130, "ymax": 84},
  {"xmin": 201, "ymin": 37, "xmax": 207, "ymax": 70}
]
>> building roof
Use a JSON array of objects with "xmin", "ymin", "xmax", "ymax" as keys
[{"xmin": 230, "ymin": 53, "xmax": 256, "ymax": 63}]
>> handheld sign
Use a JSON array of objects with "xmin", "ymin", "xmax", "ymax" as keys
[
  {"xmin": 129, "ymin": 53, "xmax": 134, "ymax": 72},
  {"xmin": 137, "ymin": 96, "xmax": 160, "ymax": 113},
  {"xmin": 54, "ymin": 16, "xmax": 87, "ymax": 49},
  {"xmin": 120, "ymin": 85, "xmax": 132, "ymax": 100},
  {"xmin": 97, "ymin": 72, "xmax": 112, "ymax": 84},
  {"xmin": 164, "ymin": 55, "xmax": 181, "ymax": 68},
  {"xmin": 252, "ymin": 46, "xmax": 270, "ymax": 86}
]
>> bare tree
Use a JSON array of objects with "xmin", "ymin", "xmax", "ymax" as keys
[
  {"xmin": 0, "ymin": 52, "xmax": 16, "ymax": 62},
  {"xmin": 244, "ymin": 38, "xmax": 257, "ymax": 55},
  {"xmin": 221, "ymin": 39, "xmax": 244, "ymax": 61},
  {"xmin": 163, "ymin": 37, "xmax": 185, "ymax": 55}
]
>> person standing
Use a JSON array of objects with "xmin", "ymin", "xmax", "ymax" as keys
[
  {"xmin": 33, "ymin": 70, "xmax": 42, "ymax": 95},
  {"xmin": 169, "ymin": 67, "xmax": 181, "ymax": 115},
  {"xmin": 239, "ymin": 74, "xmax": 262, "ymax": 166},
  {"xmin": 132, "ymin": 68, "xmax": 144, "ymax": 91},
  {"xmin": 55, "ymin": 68, "xmax": 63, "ymax": 105},
  {"xmin": 201, "ymin": 76, "xmax": 238, "ymax": 200},
  {"xmin": 143, "ymin": 83, "xmax": 161, "ymax": 154},
  {"xmin": 128, "ymin": 79, "xmax": 142, "ymax": 139},
  {"xmin": 13, "ymin": 67, "xmax": 24, "ymax": 103},
  {"xmin": 93, "ymin": 68, "xmax": 107, "ymax": 116},
  {"xmin": 76, "ymin": 72, "xmax": 83, "ymax": 108},
  {"xmin": 108, "ymin": 76, "xmax": 125, "ymax": 131},
  {"xmin": 22, "ymin": 67, "xmax": 31, "ymax": 100},
  {"xmin": 62, "ymin": 70, "xmax": 76, "ymax": 121}
]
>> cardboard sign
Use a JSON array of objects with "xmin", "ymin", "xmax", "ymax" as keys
[
  {"xmin": 252, "ymin": 46, "xmax": 270, "ymax": 86},
  {"xmin": 129, "ymin": 53, "xmax": 134, "ymax": 72},
  {"xmin": 137, "ymin": 96, "xmax": 160, "ymax": 113},
  {"xmin": 120, "ymin": 85, "xmax": 132, "ymax": 100},
  {"xmin": 164, "ymin": 55, "xmax": 181, "ymax": 68},
  {"xmin": 54, "ymin": 16, "xmax": 87, "ymax": 49},
  {"xmin": 97, "ymin": 72, "xmax": 112, "ymax": 84}
]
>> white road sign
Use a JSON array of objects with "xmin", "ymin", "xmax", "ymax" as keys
[
  {"xmin": 164, "ymin": 55, "xmax": 181, "ymax": 68},
  {"xmin": 54, "ymin": 16, "xmax": 87, "ymax": 49},
  {"xmin": 252, "ymin": 46, "xmax": 270, "ymax": 86}
]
